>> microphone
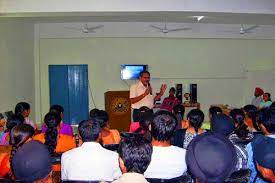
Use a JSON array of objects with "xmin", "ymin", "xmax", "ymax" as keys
[{"xmin": 148, "ymin": 83, "xmax": 152, "ymax": 95}]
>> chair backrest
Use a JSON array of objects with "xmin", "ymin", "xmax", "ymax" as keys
[
  {"xmin": 224, "ymin": 169, "xmax": 251, "ymax": 183},
  {"xmin": 102, "ymin": 144, "xmax": 119, "ymax": 151}
]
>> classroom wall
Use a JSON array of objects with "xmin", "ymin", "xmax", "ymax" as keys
[
  {"xmin": 0, "ymin": 22, "xmax": 35, "ymax": 119},
  {"xmin": 38, "ymin": 38, "xmax": 275, "ymax": 121}
]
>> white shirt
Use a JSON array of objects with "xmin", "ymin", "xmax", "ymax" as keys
[
  {"xmin": 251, "ymin": 96, "xmax": 263, "ymax": 107},
  {"xmin": 61, "ymin": 142, "xmax": 122, "ymax": 181},
  {"xmin": 130, "ymin": 81, "xmax": 154, "ymax": 109},
  {"xmin": 144, "ymin": 146, "xmax": 187, "ymax": 179}
]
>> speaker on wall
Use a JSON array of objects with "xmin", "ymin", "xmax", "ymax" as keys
[
  {"xmin": 190, "ymin": 84, "xmax": 197, "ymax": 103},
  {"xmin": 176, "ymin": 84, "xmax": 182, "ymax": 103}
]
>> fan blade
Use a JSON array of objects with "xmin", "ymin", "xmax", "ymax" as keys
[
  {"xmin": 86, "ymin": 25, "xmax": 104, "ymax": 32},
  {"xmin": 64, "ymin": 26, "xmax": 83, "ymax": 31},
  {"xmin": 168, "ymin": 27, "xmax": 191, "ymax": 32},
  {"xmin": 244, "ymin": 25, "xmax": 259, "ymax": 32},
  {"xmin": 150, "ymin": 25, "xmax": 163, "ymax": 31}
]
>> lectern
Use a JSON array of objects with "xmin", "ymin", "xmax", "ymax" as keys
[{"xmin": 105, "ymin": 91, "xmax": 131, "ymax": 132}]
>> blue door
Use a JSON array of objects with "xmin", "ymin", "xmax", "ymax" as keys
[{"xmin": 49, "ymin": 65, "xmax": 89, "ymax": 125}]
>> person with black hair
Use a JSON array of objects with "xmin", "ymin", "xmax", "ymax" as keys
[
  {"xmin": 172, "ymin": 109, "xmax": 206, "ymax": 149},
  {"xmin": 42, "ymin": 105, "xmax": 73, "ymax": 136},
  {"xmin": 172, "ymin": 104, "xmax": 186, "ymax": 129},
  {"xmin": 61, "ymin": 119, "xmax": 121, "ymax": 181},
  {"xmin": 113, "ymin": 135, "xmax": 152, "ymax": 183},
  {"xmin": 243, "ymin": 104, "xmax": 260, "ymax": 132},
  {"xmin": 130, "ymin": 71, "xmax": 167, "ymax": 121},
  {"xmin": 15, "ymin": 102, "xmax": 37, "ymax": 130},
  {"xmin": 259, "ymin": 92, "xmax": 272, "ymax": 109},
  {"xmin": 34, "ymin": 112, "xmax": 76, "ymax": 171},
  {"xmin": 144, "ymin": 110, "xmax": 187, "ymax": 179},
  {"xmin": 0, "ymin": 124, "xmax": 34, "ymax": 178},
  {"xmin": 160, "ymin": 87, "xmax": 180, "ymax": 112},
  {"xmin": 229, "ymin": 108, "xmax": 253, "ymax": 143},
  {"xmin": 0, "ymin": 115, "xmax": 24, "ymax": 145},
  {"xmin": 246, "ymin": 107, "xmax": 275, "ymax": 182},
  {"xmin": 92, "ymin": 109, "xmax": 121, "ymax": 145},
  {"xmin": 208, "ymin": 106, "xmax": 223, "ymax": 121}
]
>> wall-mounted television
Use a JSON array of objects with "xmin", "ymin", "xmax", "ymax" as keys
[{"xmin": 121, "ymin": 65, "xmax": 148, "ymax": 80}]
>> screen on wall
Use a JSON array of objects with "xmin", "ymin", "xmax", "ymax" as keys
[{"xmin": 121, "ymin": 65, "xmax": 148, "ymax": 80}]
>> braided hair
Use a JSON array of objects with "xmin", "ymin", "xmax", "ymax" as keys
[
  {"xmin": 243, "ymin": 105, "xmax": 260, "ymax": 131},
  {"xmin": 230, "ymin": 109, "xmax": 249, "ymax": 140},
  {"xmin": 44, "ymin": 112, "xmax": 61, "ymax": 156},
  {"xmin": 187, "ymin": 109, "xmax": 205, "ymax": 134},
  {"xmin": 9, "ymin": 124, "xmax": 34, "ymax": 176}
]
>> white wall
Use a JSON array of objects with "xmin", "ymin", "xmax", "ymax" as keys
[
  {"xmin": 37, "ymin": 38, "xmax": 275, "ymax": 121},
  {"xmin": 0, "ymin": 22, "xmax": 35, "ymax": 118}
]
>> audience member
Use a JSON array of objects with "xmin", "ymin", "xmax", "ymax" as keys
[
  {"xmin": 91, "ymin": 109, "xmax": 121, "ymax": 145},
  {"xmin": 0, "ymin": 124, "xmax": 34, "ymax": 178},
  {"xmin": 259, "ymin": 92, "xmax": 272, "ymax": 109},
  {"xmin": 129, "ymin": 106, "xmax": 153, "ymax": 132},
  {"xmin": 113, "ymin": 135, "xmax": 152, "ymax": 183},
  {"xmin": 243, "ymin": 104, "xmax": 261, "ymax": 132},
  {"xmin": 252, "ymin": 135, "xmax": 275, "ymax": 183},
  {"xmin": 246, "ymin": 108, "xmax": 275, "ymax": 182},
  {"xmin": 160, "ymin": 87, "xmax": 180, "ymax": 112},
  {"xmin": 0, "ymin": 115, "xmax": 24, "ymax": 145},
  {"xmin": 252, "ymin": 87, "xmax": 264, "ymax": 108},
  {"xmin": 15, "ymin": 102, "xmax": 37, "ymax": 130},
  {"xmin": 186, "ymin": 132, "xmax": 237, "ymax": 183},
  {"xmin": 229, "ymin": 108, "xmax": 253, "ymax": 143},
  {"xmin": 172, "ymin": 104, "xmax": 186, "ymax": 129},
  {"xmin": 34, "ymin": 112, "xmax": 76, "ymax": 171},
  {"xmin": 208, "ymin": 106, "xmax": 222, "ymax": 121},
  {"xmin": 211, "ymin": 113, "xmax": 248, "ymax": 170},
  {"xmin": 172, "ymin": 109, "xmax": 206, "ymax": 149},
  {"xmin": 144, "ymin": 110, "xmax": 187, "ymax": 179},
  {"xmin": 11, "ymin": 140, "xmax": 52, "ymax": 183},
  {"xmin": 61, "ymin": 119, "xmax": 121, "ymax": 181},
  {"xmin": 42, "ymin": 105, "xmax": 73, "ymax": 136}
]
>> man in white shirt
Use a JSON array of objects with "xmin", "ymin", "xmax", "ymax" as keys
[
  {"xmin": 144, "ymin": 110, "xmax": 187, "ymax": 179},
  {"xmin": 130, "ymin": 71, "xmax": 167, "ymax": 121},
  {"xmin": 251, "ymin": 87, "xmax": 264, "ymax": 107},
  {"xmin": 61, "ymin": 119, "xmax": 122, "ymax": 181}
]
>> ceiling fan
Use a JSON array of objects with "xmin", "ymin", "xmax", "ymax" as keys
[
  {"xmin": 150, "ymin": 23, "xmax": 191, "ymax": 34},
  {"xmin": 222, "ymin": 24, "xmax": 259, "ymax": 35},
  {"xmin": 64, "ymin": 24, "xmax": 104, "ymax": 33}
]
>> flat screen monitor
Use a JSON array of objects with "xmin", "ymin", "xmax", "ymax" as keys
[{"xmin": 121, "ymin": 65, "xmax": 148, "ymax": 80}]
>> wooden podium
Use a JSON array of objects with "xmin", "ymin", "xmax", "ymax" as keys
[{"xmin": 105, "ymin": 91, "xmax": 131, "ymax": 132}]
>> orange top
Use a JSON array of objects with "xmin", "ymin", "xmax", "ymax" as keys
[
  {"xmin": 0, "ymin": 153, "xmax": 11, "ymax": 178},
  {"xmin": 101, "ymin": 128, "xmax": 121, "ymax": 145},
  {"xmin": 244, "ymin": 118, "xmax": 254, "ymax": 129},
  {"xmin": 33, "ymin": 133, "xmax": 76, "ymax": 171},
  {"xmin": 181, "ymin": 120, "xmax": 189, "ymax": 129}
]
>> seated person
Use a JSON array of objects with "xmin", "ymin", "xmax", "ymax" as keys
[
  {"xmin": 186, "ymin": 132, "xmax": 237, "ymax": 183},
  {"xmin": 160, "ymin": 87, "xmax": 180, "ymax": 112},
  {"xmin": 246, "ymin": 107, "xmax": 275, "ymax": 182},
  {"xmin": 252, "ymin": 135, "xmax": 275, "ymax": 183},
  {"xmin": 61, "ymin": 119, "xmax": 121, "ymax": 181},
  {"xmin": 113, "ymin": 135, "xmax": 152, "ymax": 183},
  {"xmin": 0, "ymin": 115, "xmax": 6, "ymax": 139},
  {"xmin": 259, "ymin": 92, "xmax": 272, "ymax": 109},
  {"xmin": 42, "ymin": 105, "xmax": 73, "ymax": 136},
  {"xmin": 0, "ymin": 124, "xmax": 34, "ymax": 178},
  {"xmin": 243, "ymin": 104, "xmax": 261, "ymax": 132},
  {"xmin": 11, "ymin": 140, "xmax": 52, "ymax": 183},
  {"xmin": 15, "ymin": 102, "xmax": 37, "ymax": 130},
  {"xmin": 172, "ymin": 109, "xmax": 206, "ymax": 149},
  {"xmin": 34, "ymin": 112, "xmax": 76, "ymax": 171},
  {"xmin": 172, "ymin": 104, "xmax": 186, "ymax": 129},
  {"xmin": 252, "ymin": 87, "xmax": 264, "ymax": 108},
  {"xmin": 211, "ymin": 114, "xmax": 248, "ymax": 170},
  {"xmin": 91, "ymin": 109, "xmax": 121, "ymax": 145},
  {"xmin": 208, "ymin": 106, "xmax": 222, "ymax": 121},
  {"xmin": 0, "ymin": 115, "xmax": 24, "ymax": 145},
  {"xmin": 229, "ymin": 108, "xmax": 253, "ymax": 144},
  {"xmin": 144, "ymin": 110, "xmax": 187, "ymax": 179},
  {"xmin": 129, "ymin": 106, "xmax": 153, "ymax": 132}
]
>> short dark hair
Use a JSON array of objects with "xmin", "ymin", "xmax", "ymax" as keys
[
  {"xmin": 6, "ymin": 115, "xmax": 24, "ymax": 132},
  {"xmin": 187, "ymin": 109, "xmax": 204, "ymax": 133},
  {"xmin": 169, "ymin": 87, "xmax": 176, "ymax": 93},
  {"xmin": 151, "ymin": 110, "xmax": 177, "ymax": 141},
  {"xmin": 209, "ymin": 106, "xmax": 222, "ymax": 116},
  {"xmin": 139, "ymin": 70, "xmax": 150, "ymax": 78},
  {"xmin": 49, "ymin": 105, "xmax": 64, "ymax": 118},
  {"xmin": 14, "ymin": 102, "xmax": 30, "ymax": 116},
  {"xmin": 78, "ymin": 119, "xmax": 101, "ymax": 142},
  {"xmin": 258, "ymin": 108, "xmax": 275, "ymax": 133},
  {"xmin": 89, "ymin": 108, "xmax": 100, "ymax": 118},
  {"xmin": 118, "ymin": 135, "xmax": 152, "ymax": 174},
  {"xmin": 243, "ymin": 104, "xmax": 260, "ymax": 131}
]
